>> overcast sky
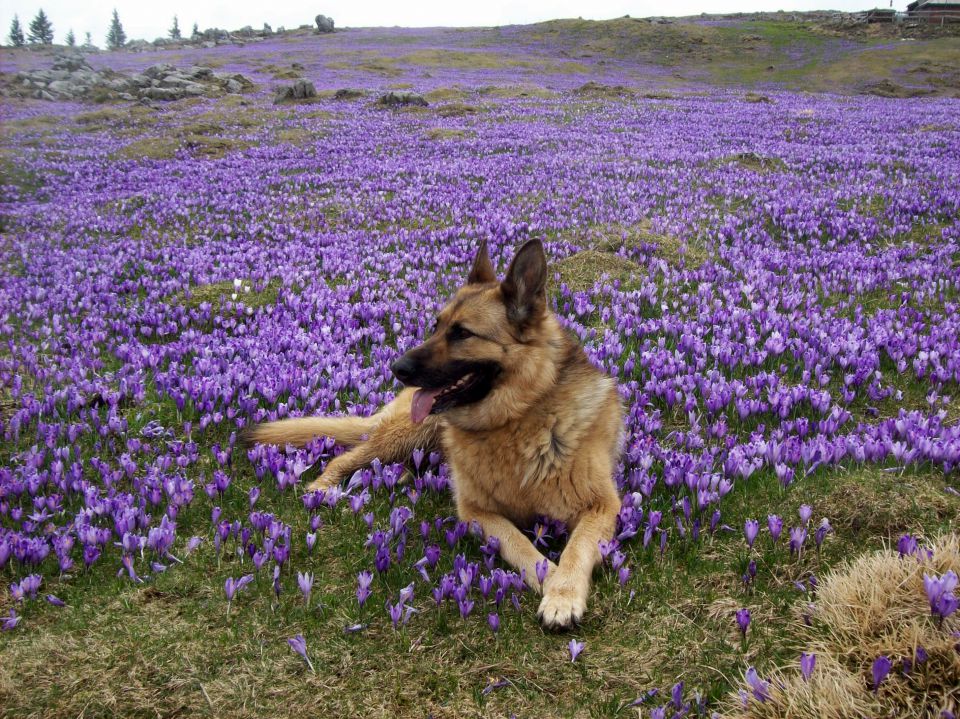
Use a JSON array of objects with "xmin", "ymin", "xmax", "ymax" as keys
[{"xmin": 4, "ymin": 0, "xmax": 895, "ymax": 46}]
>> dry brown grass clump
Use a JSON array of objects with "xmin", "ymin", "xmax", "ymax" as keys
[{"xmin": 722, "ymin": 534, "xmax": 960, "ymax": 718}]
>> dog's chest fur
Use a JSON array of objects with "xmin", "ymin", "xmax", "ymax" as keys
[{"xmin": 443, "ymin": 369, "xmax": 618, "ymax": 524}]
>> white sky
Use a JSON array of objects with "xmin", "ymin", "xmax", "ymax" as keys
[{"xmin": 3, "ymin": 0, "xmax": 895, "ymax": 46}]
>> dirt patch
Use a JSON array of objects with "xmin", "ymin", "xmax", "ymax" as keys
[
  {"xmin": 435, "ymin": 102, "xmax": 479, "ymax": 118},
  {"xmin": 574, "ymin": 81, "xmax": 634, "ymax": 98},
  {"xmin": 424, "ymin": 87, "xmax": 471, "ymax": 103},
  {"xmin": 552, "ymin": 250, "xmax": 641, "ymax": 293},
  {"xmin": 721, "ymin": 151, "xmax": 788, "ymax": 174},
  {"xmin": 424, "ymin": 128, "xmax": 473, "ymax": 141},
  {"xmin": 111, "ymin": 134, "xmax": 251, "ymax": 161},
  {"xmin": 596, "ymin": 222, "xmax": 710, "ymax": 269},
  {"xmin": 478, "ymin": 84, "xmax": 558, "ymax": 99},
  {"xmin": 864, "ymin": 79, "xmax": 935, "ymax": 98}
]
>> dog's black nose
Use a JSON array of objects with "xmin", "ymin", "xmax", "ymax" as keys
[{"xmin": 391, "ymin": 356, "xmax": 417, "ymax": 384}]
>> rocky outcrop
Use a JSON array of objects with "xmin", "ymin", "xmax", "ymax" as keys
[
  {"xmin": 3, "ymin": 54, "xmax": 253, "ymax": 102},
  {"xmin": 274, "ymin": 79, "xmax": 317, "ymax": 103},
  {"xmin": 378, "ymin": 91, "xmax": 428, "ymax": 107},
  {"xmin": 315, "ymin": 15, "xmax": 335, "ymax": 33}
]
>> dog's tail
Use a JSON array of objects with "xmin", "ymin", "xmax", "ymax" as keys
[{"xmin": 242, "ymin": 415, "xmax": 379, "ymax": 449}]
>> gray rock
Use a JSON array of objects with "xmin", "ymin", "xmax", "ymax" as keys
[
  {"xmin": 226, "ymin": 79, "xmax": 243, "ymax": 93},
  {"xmin": 47, "ymin": 80, "xmax": 75, "ymax": 95},
  {"xmin": 145, "ymin": 64, "xmax": 176, "ymax": 79},
  {"xmin": 315, "ymin": 14, "xmax": 335, "ymax": 33},
  {"xmin": 141, "ymin": 86, "xmax": 184, "ymax": 101},
  {"xmin": 203, "ymin": 41, "xmax": 216, "ymax": 48},
  {"xmin": 183, "ymin": 83, "xmax": 207, "ymax": 96},
  {"xmin": 334, "ymin": 88, "xmax": 366, "ymax": 100},
  {"xmin": 130, "ymin": 74, "xmax": 152, "ymax": 88},
  {"xmin": 378, "ymin": 91, "xmax": 428, "ymax": 107},
  {"xmin": 274, "ymin": 79, "xmax": 316, "ymax": 103},
  {"xmin": 187, "ymin": 66, "xmax": 213, "ymax": 79},
  {"xmin": 52, "ymin": 54, "xmax": 91, "ymax": 72}
]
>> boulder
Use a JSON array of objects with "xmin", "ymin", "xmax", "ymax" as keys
[
  {"xmin": 315, "ymin": 14, "xmax": 335, "ymax": 33},
  {"xmin": 47, "ymin": 80, "xmax": 76, "ymax": 96},
  {"xmin": 52, "ymin": 54, "xmax": 91, "ymax": 72},
  {"xmin": 334, "ymin": 88, "xmax": 366, "ymax": 100},
  {"xmin": 141, "ymin": 86, "xmax": 184, "ymax": 101},
  {"xmin": 187, "ymin": 66, "xmax": 214, "ymax": 80},
  {"xmin": 378, "ymin": 91, "xmax": 428, "ymax": 107},
  {"xmin": 274, "ymin": 79, "xmax": 317, "ymax": 103},
  {"xmin": 145, "ymin": 64, "xmax": 176, "ymax": 79}
]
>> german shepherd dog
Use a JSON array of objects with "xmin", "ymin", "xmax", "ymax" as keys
[{"xmin": 246, "ymin": 240, "xmax": 623, "ymax": 628}]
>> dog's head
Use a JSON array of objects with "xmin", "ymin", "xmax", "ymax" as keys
[{"xmin": 391, "ymin": 239, "xmax": 549, "ymax": 423}]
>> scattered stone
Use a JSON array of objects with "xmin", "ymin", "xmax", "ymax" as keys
[
  {"xmin": 333, "ymin": 88, "xmax": 366, "ymax": 100},
  {"xmin": 274, "ymin": 79, "xmax": 317, "ymax": 103},
  {"xmin": 378, "ymin": 91, "xmax": 428, "ymax": 107},
  {"xmin": 315, "ymin": 14, "xmax": 335, "ymax": 33}
]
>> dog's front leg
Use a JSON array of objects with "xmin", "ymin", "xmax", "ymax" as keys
[
  {"xmin": 458, "ymin": 503, "xmax": 556, "ymax": 594},
  {"xmin": 538, "ymin": 499, "xmax": 619, "ymax": 629}
]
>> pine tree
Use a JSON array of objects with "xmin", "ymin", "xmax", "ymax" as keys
[
  {"xmin": 106, "ymin": 9, "xmax": 126, "ymax": 50},
  {"xmin": 28, "ymin": 9, "xmax": 54, "ymax": 45},
  {"xmin": 169, "ymin": 16, "xmax": 181, "ymax": 40},
  {"xmin": 8, "ymin": 15, "xmax": 25, "ymax": 47},
  {"xmin": 191, "ymin": 22, "xmax": 199, "ymax": 39},
  {"xmin": 83, "ymin": 31, "xmax": 94, "ymax": 48},
  {"xmin": 65, "ymin": 28, "xmax": 75, "ymax": 46}
]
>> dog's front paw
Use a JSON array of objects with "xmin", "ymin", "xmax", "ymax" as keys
[
  {"xmin": 305, "ymin": 472, "xmax": 338, "ymax": 493},
  {"xmin": 537, "ymin": 586, "xmax": 586, "ymax": 630}
]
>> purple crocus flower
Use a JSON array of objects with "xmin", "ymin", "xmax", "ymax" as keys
[
  {"xmin": 224, "ymin": 574, "xmax": 254, "ymax": 612},
  {"xmin": 2, "ymin": 610, "xmax": 20, "ymax": 631},
  {"xmin": 735, "ymin": 608, "xmax": 751, "ymax": 638},
  {"xmin": 356, "ymin": 570, "xmax": 373, "ymax": 607},
  {"xmin": 487, "ymin": 612, "xmax": 500, "ymax": 633},
  {"xmin": 872, "ymin": 655, "xmax": 891, "ymax": 693},
  {"xmin": 46, "ymin": 594, "xmax": 66, "ymax": 607},
  {"xmin": 800, "ymin": 652, "xmax": 816, "ymax": 681},
  {"xmin": 745, "ymin": 667, "xmax": 769, "ymax": 702},
  {"xmin": 896, "ymin": 534, "xmax": 918, "ymax": 558},
  {"xmin": 535, "ymin": 558, "xmax": 549, "ymax": 586},
  {"xmin": 297, "ymin": 571, "xmax": 314, "ymax": 607},
  {"xmin": 287, "ymin": 634, "xmax": 314, "ymax": 672},
  {"xmin": 923, "ymin": 570, "xmax": 958, "ymax": 621},
  {"xmin": 767, "ymin": 514, "xmax": 783, "ymax": 542},
  {"xmin": 789, "ymin": 527, "xmax": 807, "ymax": 555},
  {"xmin": 568, "ymin": 639, "xmax": 585, "ymax": 662},
  {"xmin": 744, "ymin": 519, "xmax": 759, "ymax": 549},
  {"xmin": 798, "ymin": 504, "xmax": 812, "ymax": 525},
  {"xmin": 814, "ymin": 519, "xmax": 832, "ymax": 549}
]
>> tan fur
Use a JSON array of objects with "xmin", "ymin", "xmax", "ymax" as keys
[{"xmin": 246, "ymin": 241, "xmax": 623, "ymax": 628}]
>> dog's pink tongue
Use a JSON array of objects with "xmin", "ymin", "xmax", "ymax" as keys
[{"xmin": 411, "ymin": 388, "xmax": 442, "ymax": 424}]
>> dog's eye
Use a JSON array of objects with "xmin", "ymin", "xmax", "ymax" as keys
[{"xmin": 447, "ymin": 324, "xmax": 474, "ymax": 342}]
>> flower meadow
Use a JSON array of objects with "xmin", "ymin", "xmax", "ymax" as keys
[{"xmin": 1, "ymin": 25, "xmax": 959, "ymax": 718}]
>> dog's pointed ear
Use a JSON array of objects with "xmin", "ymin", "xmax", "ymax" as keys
[
  {"xmin": 467, "ymin": 240, "xmax": 496, "ymax": 285},
  {"xmin": 501, "ymin": 239, "xmax": 547, "ymax": 329}
]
